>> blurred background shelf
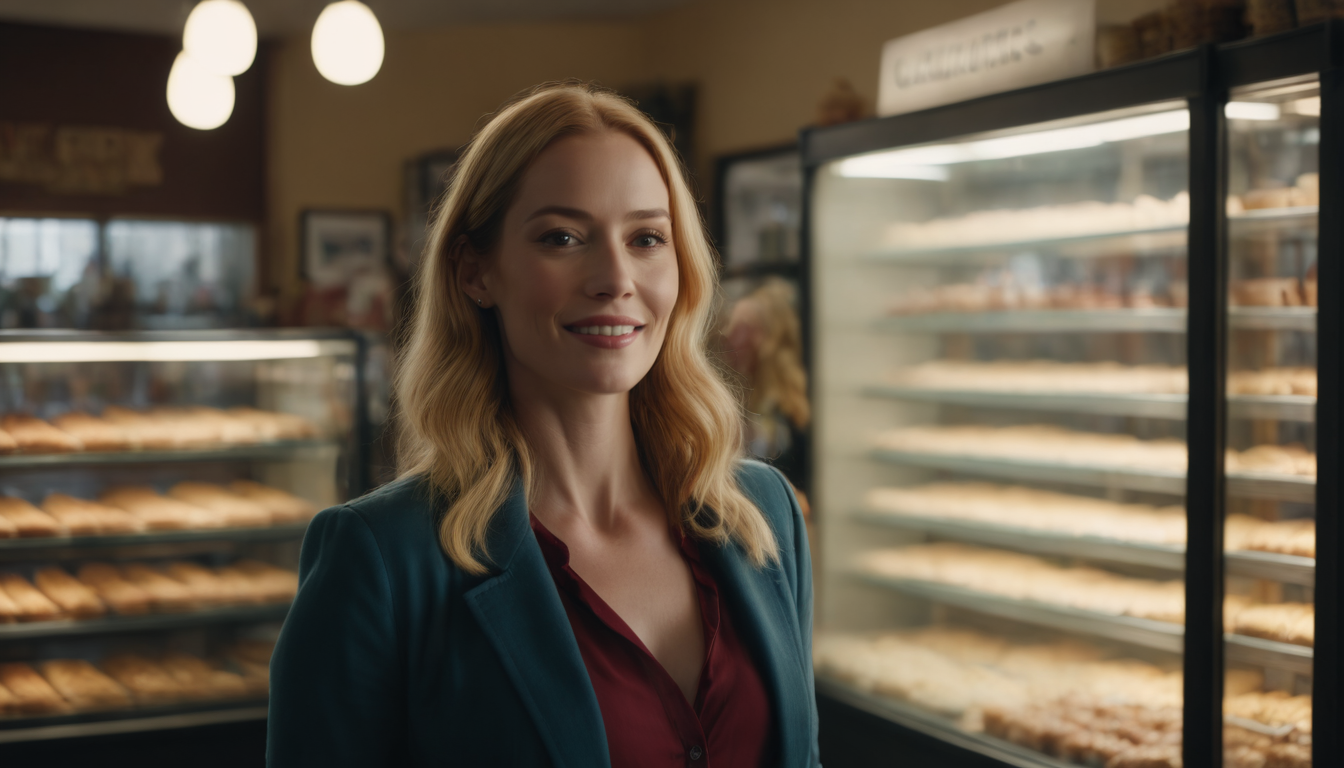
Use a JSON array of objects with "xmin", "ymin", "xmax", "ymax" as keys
[
  {"xmin": 0, "ymin": 441, "xmax": 340, "ymax": 470},
  {"xmin": 875, "ymin": 308, "xmax": 1316, "ymax": 334},
  {"xmin": 870, "ymin": 449, "xmax": 1314, "ymax": 503},
  {"xmin": 853, "ymin": 572, "xmax": 1313, "ymax": 675},
  {"xmin": 0, "ymin": 701, "xmax": 268, "ymax": 743},
  {"xmin": 864, "ymin": 386, "xmax": 1315, "ymax": 422},
  {"xmin": 0, "ymin": 604, "xmax": 290, "ymax": 641},
  {"xmin": 0, "ymin": 523, "xmax": 311, "ymax": 561},
  {"xmin": 850, "ymin": 511, "xmax": 1316, "ymax": 586}
]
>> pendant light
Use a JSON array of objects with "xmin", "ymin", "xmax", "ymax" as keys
[
  {"xmin": 311, "ymin": 1, "xmax": 385, "ymax": 86},
  {"xmin": 183, "ymin": 0, "xmax": 257, "ymax": 76},
  {"xmin": 167, "ymin": 51, "xmax": 236, "ymax": 130}
]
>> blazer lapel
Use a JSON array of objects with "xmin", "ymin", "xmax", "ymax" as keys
[
  {"xmin": 463, "ymin": 485, "xmax": 611, "ymax": 768},
  {"xmin": 699, "ymin": 539, "xmax": 811, "ymax": 767}
]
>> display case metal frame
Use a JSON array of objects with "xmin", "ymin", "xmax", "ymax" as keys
[{"xmin": 800, "ymin": 21, "xmax": 1341, "ymax": 768}]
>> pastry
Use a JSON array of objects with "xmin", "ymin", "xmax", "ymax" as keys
[
  {"xmin": 0, "ymin": 496, "xmax": 63, "ymax": 537},
  {"xmin": 119, "ymin": 564, "xmax": 198, "ymax": 612},
  {"xmin": 100, "ymin": 654, "xmax": 184, "ymax": 705},
  {"xmin": 76, "ymin": 563, "xmax": 152, "ymax": 615},
  {"xmin": 0, "ymin": 585, "xmax": 21, "ymax": 622},
  {"xmin": 41, "ymin": 493, "xmax": 144, "ymax": 535},
  {"xmin": 159, "ymin": 653, "xmax": 249, "ymax": 700},
  {"xmin": 227, "ymin": 407, "xmax": 318, "ymax": 441},
  {"xmin": 0, "ymin": 508, "xmax": 16, "ymax": 539},
  {"xmin": 1231, "ymin": 278, "xmax": 1304, "ymax": 307},
  {"xmin": 164, "ymin": 561, "xmax": 238, "ymax": 606},
  {"xmin": 0, "ymin": 662, "xmax": 69, "ymax": 714},
  {"xmin": 99, "ymin": 486, "xmax": 223, "ymax": 530},
  {"xmin": 49, "ymin": 412, "xmax": 133, "ymax": 451},
  {"xmin": 169, "ymin": 482, "xmax": 271, "ymax": 528},
  {"xmin": 39, "ymin": 659, "xmax": 131, "ymax": 710},
  {"xmin": 100, "ymin": 406, "xmax": 180, "ymax": 449},
  {"xmin": 33, "ymin": 567, "xmax": 106, "ymax": 619},
  {"xmin": 0, "ymin": 427, "xmax": 16, "ymax": 454},
  {"xmin": 0, "ymin": 573, "xmax": 63, "ymax": 621},
  {"xmin": 229, "ymin": 560, "xmax": 299, "ymax": 602},
  {"xmin": 228, "ymin": 480, "xmax": 317, "ymax": 523},
  {"xmin": 0, "ymin": 414, "xmax": 82, "ymax": 453}
]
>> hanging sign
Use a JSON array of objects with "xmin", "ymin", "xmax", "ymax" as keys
[
  {"xmin": 877, "ymin": 0, "xmax": 1095, "ymax": 117},
  {"xmin": 0, "ymin": 121, "xmax": 164, "ymax": 196}
]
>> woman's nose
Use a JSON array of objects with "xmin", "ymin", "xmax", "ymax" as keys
[{"xmin": 585, "ymin": 234, "xmax": 636, "ymax": 300}]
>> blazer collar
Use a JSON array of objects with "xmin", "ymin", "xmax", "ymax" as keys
[
  {"xmin": 697, "ymin": 538, "xmax": 812, "ymax": 768},
  {"xmin": 462, "ymin": 482, "xmax": 611, "ymax": 768}
]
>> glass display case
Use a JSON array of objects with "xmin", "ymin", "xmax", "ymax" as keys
[
  {"xmin": 803, "ymin": 24, "xmax": 1338, "ymax": 768},
  {"xmin": 0, "ymin": 329, "xmax": 364, "ymax": 742}
]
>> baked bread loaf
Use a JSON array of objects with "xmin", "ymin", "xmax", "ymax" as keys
[
  {"xmin": 41, "ymin": 494, "xmax": 144, "ymax": 536},
  {"xmin": 1234, "ymin": 603, "xmax": 1315, "ymax": 647},
  {"xmin": 50, "ymin": 412, "xmax": 133, "ymax": 451},
  {"xmin": 76, "ymin": 563, "xmax": 153, "ymax": 615},
  {"xmin": 164, "ymin": 561, "xmax": 239, "ymax": 606},
  {"xmin": 33, "ymin": 568, "xmax": 106, "ymax": 619},
  {"xmin": 0, "ymin": 662, "xmax": 69, "ymax": 714},
  {"xmin": 0, "ymin": 414, "xmax": 82, "ymax": 453},
  {"xmin": 0, "ymin": 573, "xmax": 63, "ymax": 621},
  {"xmin": 39, "ymin": 659, "xmax": 131, "ymax": 710},
  {"xmin": 0, "ymin": 496, "xmax": 63, "ymax": 537},
  {"xmin": 169, "ymin": 482, "xmax": 271, "ymax": 528},
  {"xmin": 227, "ymin": 407, "xmax": 318, "ymax": 441},
  {"xmin": 229, "ymin": 560, "xmax": 299, "ymax": 602},
  {"xmin": 225, "ymin": 640, "xmax": 274, "ymax": 695},
  {"xmin": 159, "ymin": 653, "xmax": 249, "ymax": 700},
  {"xmin": 228, "ymin": 480, "xmax": 316, "ymax": 523},
  {"xmin": 0, "ymin": 585, "xmax": 21, "ymax": 623},
  {"xmin": 99, "ymin": 486, "xmax": 223, "ymax": 530},
  {"xmin": 100, "ymin": 654, "xmax": 184, "ymax": 705},
  {"xmin": 118, "ymin": 564, "xmax": 198, "ymax": 612},
  {"xmin": 0, "ymin": 426, "xmax": 16, "ymax": 454},
  {"xmin": 0, "ymin": 508, "xmax": 16, "ymax": 539},
  {"xmin": 100, "ymin": 406, "xmax": 180, "ymax": 449}
]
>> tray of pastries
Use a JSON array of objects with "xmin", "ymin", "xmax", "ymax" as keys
[{"xmin": 0, "ymin": 407, "xmax": 318, "ymax": 456}]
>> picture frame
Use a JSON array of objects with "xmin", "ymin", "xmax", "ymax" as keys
[
  {"xmin": 713, "ymin": 143, "xmax": 802, "ymax": 274},
  {"xmin": 300, "ymin": 209, "xmax": 391, "ymax": 287}
]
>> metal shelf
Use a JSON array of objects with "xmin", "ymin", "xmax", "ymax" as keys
[
  {"xmin": 854, "ymin": 572, "xmax": 1313, "ymax": 675},
  {"xmin": 852, "ymin": 511, "xmax": 1316, "ymax": 587},
  {"xmin": 0, "ymin": 440, "xmax": 339, "ymax": 470},
  {"xmin": 0, "ymin": 523, "xmax": 311, "ymax": 561},
  {"xmin": 816, "ymin": 677, "xmax": 1074, "ymax": 768},
  {"xmin": 1229, "ymin": 205, "xmax": 1318, "ymax": 234},
  {"xmin": 875, "ymin": 308, "xmax": 1315, "ymax": 334},
  {"xmin": 865, "ymin": 386, "xmax": 1314, "ymax": 422},
  {"xmin": 0, "ymin": 604, "xmax": 290, "ymax": 642},
  {"xmin": 0, "ymin": 700, "xmax": 267, "ymax": 743},
  {"xmin": 870, "ymin": 449, "xmax": 1314, "ymax": 503}
]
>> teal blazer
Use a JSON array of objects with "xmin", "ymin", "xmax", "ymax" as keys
[{"xmin": 267, "ymin": 460, "xmax": 820, "ymax": 767}]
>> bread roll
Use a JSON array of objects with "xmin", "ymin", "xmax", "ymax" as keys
[
  {"xmin": 50, "ymin": 412, "xmax": 133, "ymax": 451},
  {"xmin": 180, "ymin": 406, "xmax": 260, "ymax": 444},
  {"xmin": 0, "ymin": 573, "xmax": 63, "ymax": 621},
  {"xmin": 99, "ymin": 486, "xmax": 223, "ymax": 530},
  {"xmin": 33, "ymin": 568, "xmax": 106, "ymax": 619},
  {"xmin": 168, "ymin": 482, "xmax": 271, "ymax": 528},
  {"xmin": 228, "ymin": 480, "xmax": 317, "ymax": 523},
  {"xmin": 229, "ymin": 560, "xmax": 299, "ymax": 602},
  {"xmin": 100, "ymin": 654, "xmax": 183, "ymax": 705},
  {"xmin": 0, "ymin": 496, "xmax": 63, "ymax": 537},
  {"xmin": 39, "ymin": 659, "xmax": 131, "ymax": 710},
  {"xmin": 0, "ymin": 508, "xmax": 16, "ymax": 539},
  {"xmin": 164, "ymin": 561, "xmax": 238, "ymax": 606},
  {"xmin": 0, "ymin": 678, "xmax": 21, "ymax": 714},
  {"xmin": 42, "ymin": 493, "xmax": 144, "ymax": 536},
  {"xmin": 0, "ymin": 585, "xmax": 21, "ymax": 623},
  {"xmin": 0, "ymin": 662, "xmax": 69, "ymax": 714},
  {"xmin": 227, "ymin": 407, "xmax": 317, "ymax": 441},
  {"xmin": 0, "ymin": 414, "xmax": 82, "ymax": 453},
  {"xmin": 76, "ymin": 563, "xmax": 152, "ymax": 615},
  {"xmin": 159, "ymin": 653, "xmax": 249, "ymax": 700},
  {"xmin": 100, "ymin": 406, "xmax": 180, "ymax": 449},
  {"xmin": 0, "ymin": 427, "xmax": 16, "ymax": 454},
  {"xmin": 144, "ymin": 407, "xmax": 230, "ymax": 447},
  {"xmin": 119, "ymin": 564, "xmax": 197, "ymax": 612}
]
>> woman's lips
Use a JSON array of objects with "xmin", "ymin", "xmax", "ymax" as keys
[{"xmin": 564, "ymin": 324, "xmax": 643, "ymax": 349}]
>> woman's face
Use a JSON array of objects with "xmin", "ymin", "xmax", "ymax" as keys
[{"xmin": 476, "ymin": 130, "xmax": 679, "ymax": 397}]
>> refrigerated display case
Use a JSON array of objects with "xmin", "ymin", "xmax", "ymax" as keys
[
  {"xmin": 802, "ymin": 23, "xmax": 1339, "ymax": 768},
  {"xmin": 0, "ymin": 329, "xmax": 366, "ymax": 746}
]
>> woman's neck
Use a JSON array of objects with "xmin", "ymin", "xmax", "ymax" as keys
[{"xmin": 508, "ymin": 366, "xmax": 657, "ymax": 534}]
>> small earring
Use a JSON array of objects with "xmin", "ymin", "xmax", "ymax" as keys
[{"xmin": 477, "ymin": 298, "xmax": 483, "ymax": 306}]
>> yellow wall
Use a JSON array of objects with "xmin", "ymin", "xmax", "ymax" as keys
[{"xmin": 266, "ymin": 0, "xmax": 1160, "ymax": 294}]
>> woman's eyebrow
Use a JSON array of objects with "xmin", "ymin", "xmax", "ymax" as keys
[
  {"xmin": 523, "ymin": 206, "xmax": 670, "ymax": 223},
  {"xmin": 626, "ymin": 208, "xmax": 670, "ymax": 221}
]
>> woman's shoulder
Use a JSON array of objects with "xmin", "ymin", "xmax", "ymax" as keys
[
  {"xmin": 311, "ymin": 474, "xmax": 442, "ymax": 557},
  {"xmin": 733, "ymin": 459, "xmax": 804, "ymax": 547}
]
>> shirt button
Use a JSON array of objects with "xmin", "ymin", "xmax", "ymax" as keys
[{"xmin": 688, "ymin": 746, "xmax": 704, "ymax": 761}]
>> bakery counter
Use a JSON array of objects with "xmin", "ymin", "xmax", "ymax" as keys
[
  {"xmin": 866, "ymin": 386, "xmax": 1315, "ymax": 422},
  {"xmin": 875, "ymin": 307, "xmax": 1316, "ymax": 334},
  {"xmin": 851, "ymin": 572, "xmax": 1313, "ymax": 676},
  {"xmin": 850, "ymin": 511, "xmax": 1316, "ymax": 587}
]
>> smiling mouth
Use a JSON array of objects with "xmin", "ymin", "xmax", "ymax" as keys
[{"xmin": 565, "ymin": 324, "xmax": 642, "ymax": 336}]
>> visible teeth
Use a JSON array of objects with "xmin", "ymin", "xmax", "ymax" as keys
[{"xmin": 573, "ymin": 325, "xmax": 636, "ymax": 336}]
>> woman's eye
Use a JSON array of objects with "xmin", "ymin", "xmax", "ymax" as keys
[
  {"xmin": 542, "ymin": 232, "xmax": 576, "ymax": 247},
  {"xmin": 633, "ymin": 233, "xmax": 667, "ymax": 248}
]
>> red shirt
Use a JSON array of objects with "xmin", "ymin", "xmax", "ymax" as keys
[{"xmin": 530, "ymin": 514, "xmax": 774, "ymax": 768}]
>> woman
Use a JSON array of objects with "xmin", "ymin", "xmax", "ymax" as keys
[{"xmin": 267, "ymin": 82, "xmax": 819, "ymax": 767}]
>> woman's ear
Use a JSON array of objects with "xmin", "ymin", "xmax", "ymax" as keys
[{"xmin": 453, "ymin": 235, "xmax": 493, "ymax": 308}]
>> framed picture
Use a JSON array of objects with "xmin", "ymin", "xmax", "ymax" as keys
[
  {"xmin": 402, "ymin": 148, "xmax": 460, "ymax": 273},
  {"xmin": 301, "ymin": 209, "xmax": 391, "ymax": 287},
  {"xmin": 713, "ymin": 144, "xmax": 802, "ymax": 274}
]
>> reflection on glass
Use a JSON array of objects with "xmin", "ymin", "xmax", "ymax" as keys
[
  {"xmin": 105, "ymin": 220, "xmax": 256, "ymax": 329},
  {"xmin": 812, "ymin": 101, "xmax": 1196, "ymax": 767},
  {"xmin": 1222, "ymin": 76, "xmax": 1318, "ymax": 768}
]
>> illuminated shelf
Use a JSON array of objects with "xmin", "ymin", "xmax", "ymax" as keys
[
  {"xmin": 875, "ymin": 307, "xmax": 1315, "ymax": 334},
  {"xmin": 0, "ymin": 440, "xmax": 338, "ymax": 470},
  {"xmin": 865, "ymin": 386, "xmax": 1315, "ymax": 422},
  {"xmin": 0, "ymin": 700, "xmax": 268, "ymax": 743},
  {"xmin": 0, "ymin": 523, "xmax": 310, "ymax": 560},
  {"xmin": 0, "ymin": 604, "xmax": 290, "ymax": 642}
]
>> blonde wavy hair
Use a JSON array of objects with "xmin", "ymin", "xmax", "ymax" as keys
[
  {"xmin": 395, "ymin": 81, "xmax": 778, "ymax": 574},
  {"xmin": 733, "ymin": 277, "xmax": 810, "ymax": 433}
]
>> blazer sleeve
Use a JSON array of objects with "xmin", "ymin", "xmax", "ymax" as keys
[
  {"xmin": 765, "ymin": 466, "xmax": 821, "ymax": 768},
  {"xmin": 268, "ymin": 506, "xmax": 405, "ymax": 767}
]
